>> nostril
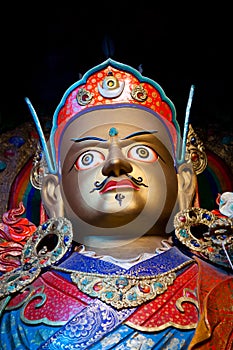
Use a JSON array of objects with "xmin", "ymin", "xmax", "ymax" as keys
[
  {"xmin": 124, "ymin": 162, "xmax": 133, "ymax": 174},
  {"xmin": 105, "ymin": 169, "xmax": 130, "ymax": 177},
  {"xmin": 102, "ymin": 159, "xmax": 133, "ymax": 177}
]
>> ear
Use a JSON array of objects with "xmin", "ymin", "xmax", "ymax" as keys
[
  {"xmin": 177, "ymin": 162, "xmax": 197, "ymax": 210},
  {"xmin": 40, "ymin": 174, "xmax": 64, "ymax": 217}
]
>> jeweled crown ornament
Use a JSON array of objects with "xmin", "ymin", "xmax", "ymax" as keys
[{"xmin": 25, "ymin": 59, "xmax": 194, "ymax": 174}]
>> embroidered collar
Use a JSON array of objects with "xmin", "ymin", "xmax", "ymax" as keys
[
  {"xmin": 57, "ymin": 246, "xmax": 192, "ymax": 276},
  {"xmin": 52, "ymin": 247, "xmax": 194, "ymax": 309}
]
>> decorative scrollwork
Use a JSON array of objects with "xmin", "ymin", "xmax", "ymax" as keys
[
  {"xmin": 30, "ymin": 142, "xmax": 48, "ymax": 190},
  {"xmin": 174, "ymin": 207, "xmax": 233, "ymax": 269},
  {"xmin": 76, "ymin": 88, "xmax": 93, "ymax": 106},
  {"xmin": 186, "ymin": 124, "xmax": 208, "ymax": 175},
  {"xmin": 0, "ymin": 217, "xmax": 73, "ymax": 299},
  {"xmin": 131, "ymin": 84, "xmax": 148, "ymax": 102}
]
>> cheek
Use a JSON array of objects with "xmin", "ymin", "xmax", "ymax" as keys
[
  {"xmin": 62, "ymin": 172, "xmax": 79, "ymax": 209},
  {"xmin": 62, "ymin": 168, "xmax": 103, "ymax": 209},
  {"xmin": 143, "ymin": 161, "xmax": 178, "ymax": 201},
  {"xmin": 145, "ymin": 169, "xmax": 167, "ymax": 206},
  {"xmin": 162, "ymin": 164, "xmax": 178, "ymax": 208},
  {"xmin": 135, "ymin": 162, "xmax": 165, "ymax": 188}
]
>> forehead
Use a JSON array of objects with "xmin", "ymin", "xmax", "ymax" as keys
[{"xmin": 58, "ymin": 107, "xmax": 174, "ymax": 163}]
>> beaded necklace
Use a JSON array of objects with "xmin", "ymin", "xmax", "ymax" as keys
[{"xmin": 0, "ymin": 216, "xmax": 194, "ymax": 310}]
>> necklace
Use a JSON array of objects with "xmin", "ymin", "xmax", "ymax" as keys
[
  {"xmin": 0, "ymin": 216, "xmax": 194, "ymax": 310},
  {"xmin": 52, "ymin": 258, "xmax": 193, "ymax": 309}
]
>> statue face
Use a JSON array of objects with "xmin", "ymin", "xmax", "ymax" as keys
[{"xmin": 56, "ymin": 107, "xmax": 179, "ymax": 246}]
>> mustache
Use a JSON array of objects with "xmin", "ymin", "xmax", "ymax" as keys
[{"xmin": 90, "ymin": 174, "xmax": 148, "ymax": 193}]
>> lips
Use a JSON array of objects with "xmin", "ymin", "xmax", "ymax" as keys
[{"xmin": 100, "ymin": 179, "xmax": 140, "ymax": 194}]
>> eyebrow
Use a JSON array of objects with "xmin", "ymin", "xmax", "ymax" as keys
[
  {"xmin": 71, "ymin": 136, "xmax": 108, "ymax": 142},
  {"xmin": 121, "ymin": 130, "xmax": 158, "ymax": 140},
  {"xmin": 70, "ymin": 130, "xmax": 158, "ymax": 143}
]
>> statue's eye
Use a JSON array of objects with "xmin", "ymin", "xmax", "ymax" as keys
[
  {"xmin": 74, "ymin": 151, "xmax": 105, "ymax": 170},
  {"xmin": 127, "ymin": 145, "xmax": 158, "ymax": 163}
]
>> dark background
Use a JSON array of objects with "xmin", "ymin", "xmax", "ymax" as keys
[{"xmin": 0, "ymin": 3, "xmax": 232, "ymax": 133}]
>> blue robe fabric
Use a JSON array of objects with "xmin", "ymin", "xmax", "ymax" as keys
[{"xmin": 0, "ymin": 247, "xmax": 199, "ymax": 349}]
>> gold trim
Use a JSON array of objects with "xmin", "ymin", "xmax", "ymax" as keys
[
  {"xmin": 76, "ymin": 88, "xmax": 93, "ymax": 106},
  {"xmin": 53, "ymin": 260, "xmax": 193, "ymax": 309},
  {"xmin": 176, "ymin": 288, "xmax": 199, "ymax": 312},
  {"xmin": 131, "ymin": 85, "xmax": 148, "ymax": 102},
  {"xmin": 125, "ymin": 288, "xmax": 198, "ymax": 331},
  {"xmin": 0, "ymin": 217, "xmax": 73, "ymax": 299},
  {"xmin": 30, "ymin": 142, "xmax": 47, "ymax": 190},
  {"xmin": 186, "ymin": 124, "xmax": 208, "ymax": 174},
  {"xmin": 125, "ymin": 320, "xmax": 197, "ymax": 332},
  {"xmin": 174, "ymin": 207, "xmax": 233, "ymax": 267}
]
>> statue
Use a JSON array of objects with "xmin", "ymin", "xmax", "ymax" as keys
[{"xmin": 0, "ymin": 59, "xmax": 232, "ymax": 349}]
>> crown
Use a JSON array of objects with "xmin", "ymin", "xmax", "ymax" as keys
[{"xmin": 26, "ymin": 59, "xmax": 193, "ymax": 174}]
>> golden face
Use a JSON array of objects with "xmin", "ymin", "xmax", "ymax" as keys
[{"xmin": 59, "ymin": 108, "xmax": 178, "ymax": 243}]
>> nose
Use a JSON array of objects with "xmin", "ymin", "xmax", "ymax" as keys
[{"xmin": 102, "ymin": 141, "xmax": 133, "ymax": 177}]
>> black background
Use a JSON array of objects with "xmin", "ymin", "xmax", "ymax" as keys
[{"xmin": 1, "ymin": 3, "xmax": 232, "ymax": 133}]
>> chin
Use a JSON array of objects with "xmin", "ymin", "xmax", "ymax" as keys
[
  {"xmin": 69, "ymin": 190, "xmax": 147, "ymax": 226},
  {"xmin": 79, "ymin": 205, "xmax": 145, "ymax": 228}
]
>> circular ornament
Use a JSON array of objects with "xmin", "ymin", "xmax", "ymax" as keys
[
  {"xmin": 76, "ymin": 88, "xmax": 93, "ymax": 106},
  {"xmin": 102, "ymin": 74, "xmax": 120, "ymax": 90},
  {"xmin": 0, "ymin": 217, "xmax": 73, "ymax": 298},
  {"xmin": 131, "ymin": 84, "xmax": 148, "ymax": 102},
  {"xmin": 174, "ymin": 207, "xmax": 233, "ymax": 268}
]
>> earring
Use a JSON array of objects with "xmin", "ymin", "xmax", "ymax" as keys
[
  {"xmin": 174, "ymin": 207, "xmax": 233, "ymax": 269},
  {"xmin": 0, "ymin": 217, "xmax": 73, "ymax": 298},
  {"xmin": 30, "ymin": 142, "xmax": 48, "ymax": 190}
]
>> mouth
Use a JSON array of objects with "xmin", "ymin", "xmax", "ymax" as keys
[{"xmin": 100, "ymin": 179, "xmax": 140, "ymax": 194}]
